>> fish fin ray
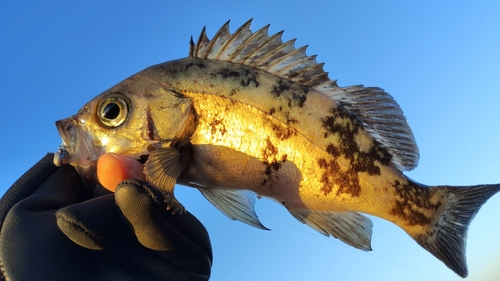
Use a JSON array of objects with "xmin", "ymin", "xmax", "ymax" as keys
[
  {"xmin": 289, "ymin": 209, "xmax": 373, "ymax": 251},
  {"xmin": 214, "ymin": 19, "xmax": 253, "ymax": 60},
  {"xmin": 205, "ymin": 20, "xmax": 231, "ymax": 60},
  {"xmin": 231, "ymin": 24, "xmax": 270, "ymax": 62},
  {"xmin": 143, "ymin": 144, "xmax": 185, "ymax": 213},
  {"xmin": 190, "ymin": 26, "xmax": 209, "ymax": 58},
  {"xmin": 243, "ymin": 30, "xmax": 284, "ymax": 66},
  {"xmin": 144, "ymin": 145, "xmax": 182, "ymax": 192},
  {"xmin": 319, "ymin": 84, "xmax": 419, "ymax": 170},
  {"xmin": 411, "ymin": 183, "xmax": 500, "ymax": 278},
  {"xmin": 189, "ymin": 20, "xmax": 329, "ymax": 86},
  {"xmin": 254, "ymin": 39, "xmax": 296, "ymax": 69},
  {"xmin": 198, "ymin": 188, "xmax": 269, "ymax": 230},
  {"xmin": 189, "ymin": 21, "xmax": 418, "ymax": 170}
]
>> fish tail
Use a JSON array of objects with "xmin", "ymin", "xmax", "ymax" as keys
[{"xmin": 411, "ymin": 183, "xmax": 500, "ymax": 278}]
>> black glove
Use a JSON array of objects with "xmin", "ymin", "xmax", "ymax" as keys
[{"xmin": 0, "ymin": 153, "xmax": 212, "ymax": 281}]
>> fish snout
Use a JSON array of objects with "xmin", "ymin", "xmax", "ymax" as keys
[
  {"xmin": 55, "ymin": 118, "xmax": 78, "ymax": 148},
  {"xmin": 53, "ymin": 118, "xmax": 75, "ymax": 167},
  {"xmin": 56, "ymin": 118, "xmax": 74, "ymax": 138},
  {"xmin": 54, "ymin": 118, "xmax": 78, "ymax": 166}
]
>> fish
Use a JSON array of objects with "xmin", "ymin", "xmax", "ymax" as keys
[{"xmin": 53, "ymin": 20, "xmax": 500, "ymax": 278}]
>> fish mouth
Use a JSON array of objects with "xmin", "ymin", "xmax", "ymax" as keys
[{"xmin": 54, "ymin": 117, "xmax": 104, "ymax": 187}]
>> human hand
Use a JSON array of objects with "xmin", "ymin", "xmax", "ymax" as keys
[{"xmin": 0, "ymin": 153, "xmax": 212, "ymax": 281}]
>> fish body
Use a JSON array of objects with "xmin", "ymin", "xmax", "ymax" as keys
[
  {"xmin": 159, "ymin": 58, "xmax": 418, "ymax": 229},
  {"xmin": 54, "ymin": 20, "xmax": 500, "ymax": 277}
]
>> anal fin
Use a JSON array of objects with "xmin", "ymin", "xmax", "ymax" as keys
[
  {"xmin": 198, "ymin": 188, "xmax": 269, "ymax": 230},
  {"xmin": 289, "ymin": 209, "xmax": 373, "ymax": 251}
]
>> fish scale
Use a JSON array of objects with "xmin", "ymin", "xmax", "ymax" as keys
[{"xmin": 53, "ymin": 20, "xmax": 500, "ymax": 278}]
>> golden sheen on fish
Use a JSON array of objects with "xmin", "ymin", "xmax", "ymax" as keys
[{"xmin": 54, "ymin": 20, "xmax": 499, "ymax": 277}]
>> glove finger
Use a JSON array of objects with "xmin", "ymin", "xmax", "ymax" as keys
[
  {"xmin": 115, "ymin": 180, "xmax": 178, "ymax": 251},
  {"xmin": 115, "ymin": 179, "xmax": 212, "ymax": 272},
  {"xmin": 55, "ymin": 194, "xmax": 144, "ymax": 251},
  {"xmin": 56, "ymin": 194, "xmax": 116, "ymax": 249}
]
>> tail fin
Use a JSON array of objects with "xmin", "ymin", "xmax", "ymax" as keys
[{"xmin": 411, "ymin": 184, "xmax": 500, "ymax": 278}]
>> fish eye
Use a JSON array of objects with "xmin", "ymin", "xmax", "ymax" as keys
[{"xmin": 97, "ymin": 93, "xmax": 130, "ymax": 128}]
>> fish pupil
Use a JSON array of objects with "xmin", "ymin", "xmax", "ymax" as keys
[{"xmin": 103, "ymin": 103, "xmax": 120, "ymax": 120}]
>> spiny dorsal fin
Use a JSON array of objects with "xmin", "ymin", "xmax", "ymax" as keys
[
  {"xmin": 188, "ymin": 20, "xmax": 419, "ymax": 170},
  {"xmin": 189, "ymin": 19, "xmax": 329, "ymax": 87}
]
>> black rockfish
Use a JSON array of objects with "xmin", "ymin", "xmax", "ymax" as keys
[{"xmin": 54, "ymin": 20, "xmax": 500, "ymax": 277}]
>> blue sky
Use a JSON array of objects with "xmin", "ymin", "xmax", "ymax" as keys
[{"xmin": 1, "ymin": 1, "xmax": 500, "ymax": 280}]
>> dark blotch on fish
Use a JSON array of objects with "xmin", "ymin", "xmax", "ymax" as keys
[
  {"xmin": 185, "ymin": 62, "xmax": 207, "ymax": 71},
  {"xmin": 391, "ymin": 180, "xmax": 441, "ymax": 226},
  {"xmin": 272, "ymin": 80, "xmax": 291, "ymax": 97},
  {"xmin": 261, "ymin": 144, "xmax": 288, "ymax": 187},
  {"xmin": 318, "ymin": 107, "xmax": 392, "ymax": 197},
  {"xmin": 262, "ymin": 138, "xmax": 279, "ymax": 161},
  {"xmin": 271, "ymin": 123, "xmax": 296, "ymax": 141},
  {"xmin": 271, "ymin": 79, "xmax": 308, "ymax": 108},
  {"xmin": 209, "ymin": 119, "xmax": 227, "ymax": 138},
  {"xmin": 217, "ymin": 68, "xmax": 241, "ymax": 78},
  {"xmin": 240, "ymin": 69, "xmax": 260, "ymax": 88}
]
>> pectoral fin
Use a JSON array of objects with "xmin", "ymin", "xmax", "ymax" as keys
[
  {"xmin": 198, "ymin": 188, "xmax": 269, "ymax": 230},
  {"xmin": 144, "ymin": 143, "xmax": 185, "ymax": 214},
  {"xmin": 289, "ymin": 209, "xmax": 373, "ymax": 251}
]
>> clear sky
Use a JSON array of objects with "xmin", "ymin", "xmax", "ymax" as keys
[{"xmin": 1, "ymin": 1, "xmax": 500, "ymax": 280}]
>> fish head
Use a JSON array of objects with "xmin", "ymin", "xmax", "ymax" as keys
[{"xmin": 54, "ymin": 71, "xmax": 194, "ymax": 186}]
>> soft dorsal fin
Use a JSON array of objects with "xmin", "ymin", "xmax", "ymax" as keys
[
  {"xmin": 318, "ymin": 84, "xmax": 419, "ymax": 170},
  {"xmin": 188, "ymin": 20, "xmax": 419, "ymax": 170}
]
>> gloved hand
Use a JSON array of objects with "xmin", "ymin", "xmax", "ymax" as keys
[{"xmin": 0, "ymin": 153, "xmax": 212, "ymax": 281}]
